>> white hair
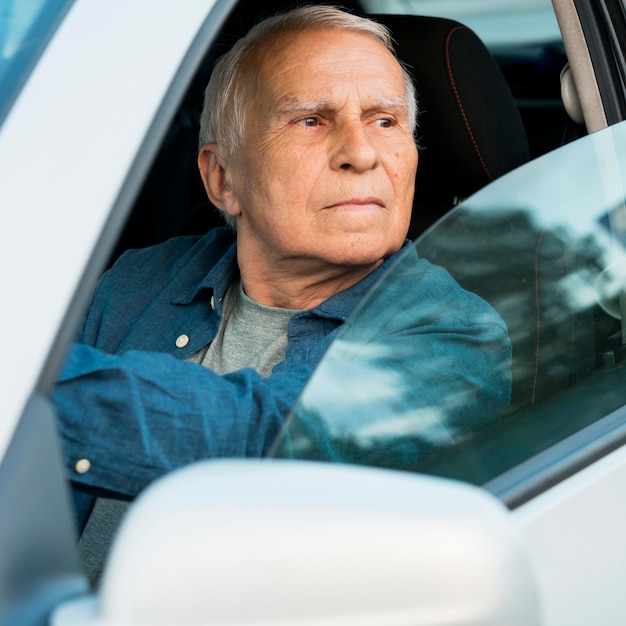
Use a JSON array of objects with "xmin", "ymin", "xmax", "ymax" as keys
[{"xmin": 199, "ymin": 5, "xmax": 418, "ymax": 154}]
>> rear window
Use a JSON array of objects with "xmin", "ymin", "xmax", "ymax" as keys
[{"xmin": 362, "ymin": 0, "xmax": 560, "ymax": 48}]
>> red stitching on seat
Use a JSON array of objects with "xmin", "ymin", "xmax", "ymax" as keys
[
  {"xmin": 444, "ymin": 26, "xmax": 494, "ymax": 182},
  {"xmin": 531, "ymin": 231, "xmax": 545, "ymax": 406}
]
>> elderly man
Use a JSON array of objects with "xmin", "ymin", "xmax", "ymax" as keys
[{"xmin": 55, "ymin": 7, "xmax": 510, "ymax": 505}]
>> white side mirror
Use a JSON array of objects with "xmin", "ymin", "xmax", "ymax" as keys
[{"xmin": 53, "ymin": 460, "xmax": 542, "ymax": 625}]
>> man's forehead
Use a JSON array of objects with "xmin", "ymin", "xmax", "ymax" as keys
[
  {"xmin": 246, "ymin": 29, "xmax": 406, "ymax": 112},
  {"xmin": 255, "ymin": 27, "xmax": 398, "ymax": 75}
]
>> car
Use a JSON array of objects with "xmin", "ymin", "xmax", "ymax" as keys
[{"xmin": 2, "ymin": 0, "xmax": 626, "ymax": 624}]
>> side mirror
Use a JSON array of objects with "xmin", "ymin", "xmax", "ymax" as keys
[{"xmin": 53, "ymin": 460, "xmax": 542, "ymax": 625}]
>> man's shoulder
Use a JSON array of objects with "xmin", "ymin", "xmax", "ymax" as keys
[
  {"xmin": 81, "ymin": 227, "xmax": 236, "ymax": 348},
  {"xmin": 110, "ymin": 227, "xmax": 235, "ymax": 277},
  {"xmin": 376, "ymin": 244, "xmax": 508, "ymax": 332}
]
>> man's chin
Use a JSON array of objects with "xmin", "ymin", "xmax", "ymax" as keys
[{"xmin": 321, "ymin": 238, "xmax": 404, "ymax": 268}]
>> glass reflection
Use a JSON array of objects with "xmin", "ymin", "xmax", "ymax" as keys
[
  {"xmin": 271, "ymin": 121, "xmax": 626, "ymax": 479},
  {"xmin": 271, "ymin": 244, "xmax": 512, "ymax": 469}
]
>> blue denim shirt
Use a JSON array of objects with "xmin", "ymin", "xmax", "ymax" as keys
[{"xmin": 54, "ymin": 227, "xmax": 511, "ymax": 501}]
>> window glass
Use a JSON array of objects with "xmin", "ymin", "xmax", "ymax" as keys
[
  {"xmin": 361, "ymin": 0, "xmax": 560, "ymax": 48},
  {"xmin": 0, "ymin": 0, "xmax": 73, "ymax": 126},
  {"xmin": 270, "ymin": 121, "xmax": 626, "ymax": 488}
]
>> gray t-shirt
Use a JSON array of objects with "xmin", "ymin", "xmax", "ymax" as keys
[
  {"xmin": 79, "ymin": 278, "xmax": 301, "ymax": 586},
  {"xmin": 188, "ymin": 278, "xmax": 299, "ymax": 377}
]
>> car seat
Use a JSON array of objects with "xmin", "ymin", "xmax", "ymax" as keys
[{"xmin": 371, "ymin": 14, "xmax": 531, "ymax": 239}]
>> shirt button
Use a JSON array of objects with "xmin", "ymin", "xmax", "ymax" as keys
[
  {"xmin": 75, "ymin": 458, "xmax": 91, "ymax": 474},
  {"xmin": 176, "ymin": 334, "xmax": 189, "ymax": 348},
  {"xmin": 210, "ymin": 295, "xmax": 215, "ymax": 310}
]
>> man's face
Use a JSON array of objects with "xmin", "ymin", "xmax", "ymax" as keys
[{"xmin": 212, "ymin": 29, "xmax": 418, "ymax": 270}]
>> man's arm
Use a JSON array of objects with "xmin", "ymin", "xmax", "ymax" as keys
[{"xmin": 54, "ymin": 344, "xmax": 317, "ymax": 499}]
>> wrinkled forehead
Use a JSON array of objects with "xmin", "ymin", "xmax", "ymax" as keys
[{"xmin": 244, "ymin": 28, "xmax": 406, "ymax": 106}]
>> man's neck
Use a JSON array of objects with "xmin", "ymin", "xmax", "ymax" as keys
[{"xmin": 238, "ymin": 253, "xmax": 383, "ymax": 310}]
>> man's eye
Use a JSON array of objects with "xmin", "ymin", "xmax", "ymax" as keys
[
  {"xmin": 301, "ymin": 117, "xmax": 319, "ymax": 127},
  {"xmin": 376, "ymin": 118, "xmax": 394, "ymax": 128}
]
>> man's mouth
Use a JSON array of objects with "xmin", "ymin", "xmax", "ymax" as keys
[{"xmin": 326, "ymin": 197, "xmax": 385, "ymax": 210}]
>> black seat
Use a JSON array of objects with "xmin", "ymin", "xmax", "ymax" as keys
[{"xmin": 372, "ymin": 14, "xmax": 531, "ymax": 239}]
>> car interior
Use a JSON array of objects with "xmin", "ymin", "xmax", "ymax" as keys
[
  {"xmin": 104, "ymin": 0, "xmax": 624, "ymax": 501},
  {"xmin": 110, "ymin": 0, "xmax": 575, "ymax": 264}
]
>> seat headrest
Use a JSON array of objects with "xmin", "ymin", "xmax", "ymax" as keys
[{"xmin": 373, "ymin": 15, "xmax": 531, "ymax": 237}]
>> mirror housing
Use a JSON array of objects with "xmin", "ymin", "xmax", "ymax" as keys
[{"xmin": 53, "ymin": 460, "xmax": 542, "ymax": 625}]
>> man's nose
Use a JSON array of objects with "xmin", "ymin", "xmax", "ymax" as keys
[{"xmin": 329, "ymin": 121, "xmax": 379, "ymax": 173}]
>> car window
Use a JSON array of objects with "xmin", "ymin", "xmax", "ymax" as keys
[
  {"xmin": 0, "ymin": 0, "xmax": 73, "ymax": 126},
  {"xmin": 362, "ymin": 0, "xmax": 560, "ymax": 49},
  {"xmin": 270, "ymin": 119, "xmax": 626, "ymax": 502}
]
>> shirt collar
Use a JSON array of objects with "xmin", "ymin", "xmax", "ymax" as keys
[
  {"xmin": 170, "ymin": 230, "xmax": 239, "ymax": 309},
  {"xmin": 311, "ymin": 240, "xmax": 415, "ymax": 322},
  {"xmin": 171, "ymin": 232, "xmax": 414, "ymax": 321}
]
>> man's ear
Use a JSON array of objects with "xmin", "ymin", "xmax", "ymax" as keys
[{"xmin": 197, "ymin": 143, "xmax": 241, "ymax": 219}]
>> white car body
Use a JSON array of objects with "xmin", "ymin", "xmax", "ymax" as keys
[
  {"xmin": 0, "ymin": 0, "xmax": 217, "ymax": 458},
  {"xmin": 2, "ymin": 0, "xmax": 626, "ymax": 624}
]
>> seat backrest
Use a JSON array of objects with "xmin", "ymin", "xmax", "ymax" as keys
[{"xmin": 372, "ymin": 15, "xmax": 531, "ymax": 239}]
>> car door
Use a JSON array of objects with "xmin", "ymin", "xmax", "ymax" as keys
[{"xmin": 271, "ymin": 116, "xmax": 626, "ymax": 625}]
